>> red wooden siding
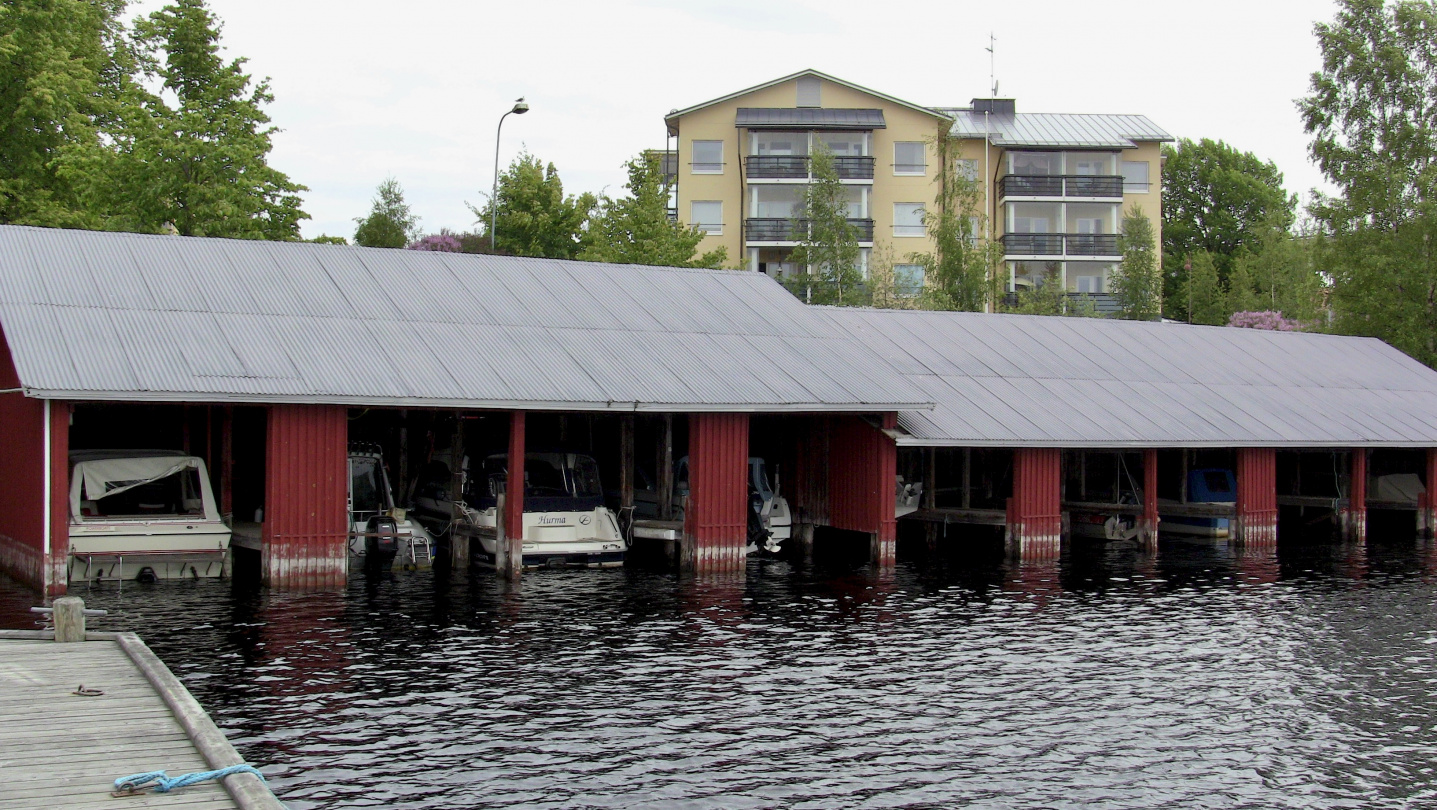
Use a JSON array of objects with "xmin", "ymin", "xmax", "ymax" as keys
[
  {"xmin": 262, "ymin": 404, "xmax": 348, "ymax": 590},
  {"xmin": 685, "ymin": 413, "xmax": 749, "ymax": 573},
  {"xmin": 48, "ymin": 400, "xmax": 68, "ymax": 595},
  {"xmin": 1422, "ymin": 448, "xmax": 1437, "ymax": 538},
  {"xmin": 0, "ymin": 326, "xmax": 60, "ymax": 593},
  {"xmin": 789, "ymin": 416, "xmax": 830, "ymax": 527},
  {"xmin": 505, "ymin": 410, "xmax": 525, "ymax": 543},
  {"xmin": 1346, "ymin": 448, "xmax": 1367, "ymax": 541},
  {"xmin": 1142, "ymin": 448, "xmax": 1159, "ymax": 548},
  {"xmin": 1007, "ymin": 448, "xmax": 1062, "ymax": 559},
  {"xmin": 827, "ymin": 414, "xmax": 898, "ymax": 565},
  {"xmin": 1235, "ymin": 447, "xmax": 1278, "ymax": 546}
]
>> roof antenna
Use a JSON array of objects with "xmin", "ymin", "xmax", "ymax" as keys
[{"xmin": 987, "ymin": 32, "xmax": 998, "ymax": 99}]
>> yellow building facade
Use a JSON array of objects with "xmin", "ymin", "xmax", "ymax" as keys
[{"xmin": 662, "ymin": 70, "xmax": 1172, "ymax": 312}]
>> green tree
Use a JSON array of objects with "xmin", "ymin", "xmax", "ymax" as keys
[
  {"xmin": 787, "ymin": 143, "xmax": 865, "ymax": 305},
  {"xmin": 473, "ymin": 151, "xmax": 594, "ymax": 259},
  {"xmin": 1112, "ymin": 205, "xmax": 1162, "ymax": 320},
  {"xmin": 916, "ymin": 137, "xmax": 998, "ymax": 312},
  {"xmin": 580, "ymin": 152, "xmax": 726, "ymax": 268},
  {"xmin": 1235, "ymin": 222, "xmax": 1323, "ymax": 322},
  {"xmin": 1181, "ymin": 251, "xmax": 1228, "ymax": 325},
  {"xmin": 117, "ymin": 0, "xmax": 306, "ymax": 238},
  {"xmin": 1161, "ymin": 138, "xmax": 1297, "ymax": 317},
  {"xmin": 1299, "ymin": 0, "xmax": 1437, "ymax": 364},
  {"xmin": 0, "ymin": 0, "xmax": 131, "ymax": 228},
  {"xmin": 1226, "ymin": 257, "xmax": 1261, "ymax": 315},
  {"xmin": 1001, "ymin": 265, "xmax": 1099, "ymax": 317},
  {"xmin": 353, "ymin": 178, "xmax": 418, "ymax": 248}
]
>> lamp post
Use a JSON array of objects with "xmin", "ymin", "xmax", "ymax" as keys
[{"xmin": 491, "ymin": 97, "xmax": 529, "ymax": 252}]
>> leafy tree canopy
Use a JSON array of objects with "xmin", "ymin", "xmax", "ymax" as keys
[
  {"xmin": 1112, "ymin": 205, "xmax": 1162, "ymax": 320},
  {"xmin": 580, "ymin": 152, "xmax": 725, "ymax": 268},
  {"xmin": 473, "ymin": 152, "xmax": 594, "ymax": 259},
  {"xmin": 786, "ymin": 144, "xmax": 865, "ymax": 306}
]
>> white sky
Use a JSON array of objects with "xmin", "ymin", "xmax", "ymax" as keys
[{"xmin": 129, "ymin": 0, "xmax": 1340, "ymax": 240}]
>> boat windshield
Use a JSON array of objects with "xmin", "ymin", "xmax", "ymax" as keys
[
  {"xmin": 750, "ymin": 458, "xmax": 774, "ymax": 500},
  {"xmin": 350, "ymin": 456, "xmax": 388, "ymax": 513},
  {"xmin": 479, "ymin": 453, "xmax": 604, "ymax": 507},
  {"xmin": 85, "ymin": 469, "xmax": 205, "ymax": 518}
]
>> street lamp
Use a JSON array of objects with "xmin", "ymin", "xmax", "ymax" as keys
[{"xmin": 491, "ymin": 97, "xmax": 530, "ymax": 251}]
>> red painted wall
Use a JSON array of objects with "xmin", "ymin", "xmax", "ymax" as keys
[
  {"xmin": 1347, "ymin": 448, "xmax": 1368, "ymax": 541},
  {"xmin": 789, "ymin": 416, "xmax": 830, "ymax": 527},
  {"xmin": 1007, "ymin": 448, "xmax": 1062, "ymax": 559},
  {"xmin": 685, "ymin": 412, "xmax": 749, "ymax": 573},
  {"xmin": 262, "ymin": 404, "xmax": 348, "ymax": 590},
  {"xmin": 0, "ymin": 326, "xmax": 54, "ymax": 593},
  {"xmin": 828, "ymin": 414, "xmax": 898, "ymax": 563},
  {"xmin": 48, "ymin": 400, "xmax": 68, "ymax": 595},
  {"xmin": 1235, "ymin": 447, "xmax": 1278, "ymax": 546}
]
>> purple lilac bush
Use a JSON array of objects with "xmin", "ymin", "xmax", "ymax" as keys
[
  {"xmin": 1228, "ymin": 310, "xmax": 1303, "ymax": 331},
  {"xmin": 407, "ymin": 233, "xmax": 463, "ymax": 253}
]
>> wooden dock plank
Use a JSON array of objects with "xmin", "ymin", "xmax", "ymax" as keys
[{"xmin": 0, "ymin": 636, "xmax": 281, "ymax": 810}]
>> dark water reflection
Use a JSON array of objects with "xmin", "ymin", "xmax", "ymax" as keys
[{"xmin": 5, "ymin": 535, "xmax": 1437, "ymax": 809}]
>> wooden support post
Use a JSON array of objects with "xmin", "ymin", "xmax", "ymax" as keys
[
  {"xmin": 448, "ymin": 412, "xmax": 467, "ymax": 569},
  {"xmin": 181, "ymin": 404, "xmax": 191, "ymax": 454},
  {"xmin": 682, "ymin": 413, "xmax": 749, "ymax": 574},
  {"xmin": 1141, "ymin": 448, "xmax": 1159, "ymax": 550},
  {"xmin": 962, "ymin": 447, "xmax": 972, "ymax": 509},
  {"xmin": 261, "ymin": 404, "xmax": 348, "ymax": 591},
  {"xmin": 500, "ymin": 410, "xmax": 525, "ymax": 580},
  {"xmin": 220, "ymin": 406, "xmax": 234, "ymax": 519},
  {"xmin": 1007, "ymin": 448, "xmax": 1062, "ymax": 560},
  {"xmin": 1344, "ymin": 448, "xmax": 1367, "ymax": 543},
  {"xmin": 52, "ymin": 595, "xmax": 85, "ymax": 642},
  {"xmin": 1180, "ymin": 449, "xmax": 1189, "ymax": 504},
  {"xmin": 397, "ymin": 409, "xmax": 408, "ymax": 502},
  {"xmin": 1421, "ymin": 448, "xmax": 1437, "ymax": 539},
  {"xmin": 620, "ymin": 415, "xmax": 635, "ymax": 510},
  {"xmin": 1235, "ymin": 447, "xmax": 1278, "ymax": 547},
  {"xmin": 657, "ymin": 414, "xmax": 674, "ymax": 521}
]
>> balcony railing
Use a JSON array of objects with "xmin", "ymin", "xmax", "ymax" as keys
[
  {"xmin": 1002, "ymin": 292, "xmax": 1122, "ymax": 315},
  {"xmin": 746, "ymin": 217, "xmax": 876, "ymax": 242},
  {"xmin": 746, "ymin": 155, "xmax": 876, "ymax": 180},
  {"xmin": 1000, "ymin": 175, "xmax": 1124, "ymax": 199},
  {"xmin": 1001, "ymin": 233, "xmax": 1120, "ymax": 256}
]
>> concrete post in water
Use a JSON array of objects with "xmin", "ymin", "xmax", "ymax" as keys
[
  {"xmin": 448, "ymin": 411, "xmax": 467, "ymax": 569},
  {"xmin": 1007, "ymin": 448, "xmax": 1062, "ymax": 560},
  {"xmin": 1140, "ymin": 448, "xmax": 1159, "ymax": 551},
  {"xmin": 1235, "ymin": 447, "xmax": 1278, "ymax": 547},
  {"xmin": 1343, "ymin": 448, "xmax": 1367, "ymax": 543},
  {"xmin": 53, "ymin": 596, "xmax": 84, "ymax": 642}
]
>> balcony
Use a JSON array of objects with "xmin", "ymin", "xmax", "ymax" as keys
[
  {"xmin": 1000, "ymin": 175, "xmax": 1124, "ymax": 199},
  {"xmin": 745, "ymin": 155, "xmax": 876, "ymax": 181},
  {"xmin": 745, "ymin": 218, "xmax": 876, "ymax": 242},
  {"xmin": 1001, "ymin": 233, "xmax": 1120, "ymax": 257},
  {"xmin": 1002, "ymin": 292, "xmax": 1122, "ymax": 316}
]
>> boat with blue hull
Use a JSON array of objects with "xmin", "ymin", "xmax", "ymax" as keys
[{"xmin": 1162, "ymin": 468, "xmax": 1236, "ymax": 538}]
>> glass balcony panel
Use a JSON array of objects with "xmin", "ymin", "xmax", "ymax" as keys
[
  {"xmin": 1068, "ymin": 152, "xmax": 1117, "ymax": 176},
  {"xmin": 1066, "ymin": 261, "xmax": 1112, "ymax": 293},
  {"xmin": 1009, "ymin": 260, "xmax": 1062, "ymax": 291},
  {"xmin": 754, "ymin": 185, "xmax": 803, "ymax": 218},
  {"xmin": 754, "ymin": 131, "xmax": 808, "ymax": 156},
  {"xmin": 1009, "ymin": 151, "xmax": 1061, "ymax": 175},
  {"xmin": 818, "ymin": 133, "xmax": 865, "ymax": 156},
  {"xmin": 1008, "ymin": 202, "xmax": 1061, "ymax": 233}
]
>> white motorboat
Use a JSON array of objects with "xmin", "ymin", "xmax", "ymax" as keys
[
  {"xmin": 458, "ymin": 451, "xmax": 626, "ymax": 569},
  {"xmin": 67, "ymin": 450, "xmax": 231, "ymax": 582},
  {"xmin": 348, "ymin": 444, "xmax": 434, "ymax": 569},
  {"xmin": 671, "ymin": 456, "xmax": 791, "ymax": 554}
]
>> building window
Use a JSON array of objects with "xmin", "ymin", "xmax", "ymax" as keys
[
  {"xmin": 753, "ymin": 131, "xmax": 807, "ymax": 156},
  {"xmin": 894, "ymin": 202, "xmax": 925, "ymax": 237},
  {"xmin": 819, "ymin": 132, "xmax": 867, "ymax": 156},
  {"xmin": 894, "ymin": 264, "xmax": 925, "ymax": 297},
  {"xmin": 894, "ymin": 142, "xmax": 926, "ymax": 175},
  {"xmin": 1067, "ymin": 261, "xmax": 1111, "ymax": 293},
  {"xmin": 692, "ymin": 141, "xmax": 724, "ymax": 174},
  {"xmin": 796, "ymin": 76, "xmax": 821, "ymax": 108},
  {"xmin": 1071, "ymin": 153, "xmax": 1117, "ymax": 176},
  {"xmin": 1009, "ymin": 151, "xmax": 1061, "ymax": 176},
  {"xmin": 1122, "ymin": 161, "xmax": 1150, "ymax": 193},
  {"xmin": 691, "ymin": 201, "xmax": 723, "ymax": 234},
  {"xmin": 956, "ymin": 158, "xmax": 978, "ymax": 182},
  {"xmin": 966, "ymin": 216, "xmax": 982, "ymax": 246}
]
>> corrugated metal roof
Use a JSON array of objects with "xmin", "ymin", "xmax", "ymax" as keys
[
  {"xmin": 820, "ymin": 308, "xmax": 1437, "ymax": 449},
  {"xmin": 735, "ymin": 108, "xmax": 886, "ymax": 130},
  {"xmin": 0, "ymin": 226, "xmax": 932, "ymax": 412},
  {"xmin": 935, "ymin": 109, "xmax": 1174, "ymax": 148}
]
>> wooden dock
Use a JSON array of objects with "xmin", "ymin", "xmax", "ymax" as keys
[{"xmin": 0, "ymin": 629, "xmax": 282, "ymax": 810}]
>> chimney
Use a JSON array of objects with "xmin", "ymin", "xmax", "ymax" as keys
[{"xmin": 971, "ymin": 98, "xmax": 1016, "ymax": 116}]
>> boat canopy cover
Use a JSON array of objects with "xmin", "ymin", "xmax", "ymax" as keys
[{"xmin": 69, "ymin": 454, "xmax": 220, "ymax": 521}]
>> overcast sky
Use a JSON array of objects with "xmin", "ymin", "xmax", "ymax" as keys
[{"xmin": 130, "ymin": 0, "xmax": 1341, "ymax": 240}]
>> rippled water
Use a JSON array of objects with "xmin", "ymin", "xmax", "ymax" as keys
[{"xmin": 4, "ymin": 535, "xmax": 1437, "ymax": 809}]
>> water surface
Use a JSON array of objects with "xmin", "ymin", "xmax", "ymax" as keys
[{"xmin": 4, "ymin": 536, "xmax": 1436, "ymax": 809}]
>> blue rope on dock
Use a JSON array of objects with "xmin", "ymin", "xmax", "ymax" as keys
[{"xmin": 113, "ymin": 764, "xmax": 265, "ymax": 794}]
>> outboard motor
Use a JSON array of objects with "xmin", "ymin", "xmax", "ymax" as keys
[
  {"xmin": 746, "ymin": 492, "xmax": 770, "ymax": 549},
  {"xmin": 365, "ymin": 515, "xmax": 400, "ymax": 569}
]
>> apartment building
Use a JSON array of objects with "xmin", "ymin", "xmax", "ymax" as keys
[{"xmin": 661, "ymin": 69, "xmax": 1172, "ymax": 310}]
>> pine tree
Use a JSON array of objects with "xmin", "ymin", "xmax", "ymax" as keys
[{"xmin": 1182, "ymin": 251, "xmax": 1227, "ymax": 325}]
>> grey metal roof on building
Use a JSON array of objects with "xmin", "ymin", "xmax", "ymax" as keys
[
  {"xmin": 936, "ymin": 109, "xmax": 1174, "ymax": 148},
  {"xmin": 735, "ymin": 108, "xmax": 886, "ymax": 130},
  {"xmin": 820, "ymin": 308, "xmax": 1437, "ymax": 449},
  {"xmin": 0, "ymin": 226, "xmax": 933, "ymax": 412}
]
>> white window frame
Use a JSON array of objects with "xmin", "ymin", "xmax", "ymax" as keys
[
  {"xmin": 893, "ymin": 142, "xmax": 927, "ymax": 176},
  {"xmin": 1122, "ymin": 160, "xmax": 1150, "ymax": 194},
  {"xmin": 956, "ymin": 159, "xmax": 979, "ymax": 182},
  {"xmin": 692, "ymin": 140, "xmax": 724, "ymax": 174},
  {"xmin": 893, "ymin": 202, "xmax": 926, "ymax": 237},
  {"xmin": 691, "ymin": 200, "xmax": 723, "ymax": 234}
]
